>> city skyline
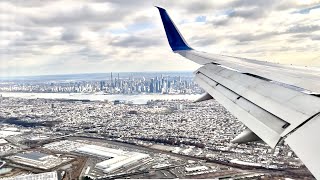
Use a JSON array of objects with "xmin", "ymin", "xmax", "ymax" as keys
[
  {"xmin": 1, "ymin": 0, "xmax": 320, "ymax": 77},
  {"xmin": 0, "ymin": 72, "xmax": 203, "ymax": 95}
]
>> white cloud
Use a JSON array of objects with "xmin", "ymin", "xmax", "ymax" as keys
[{"xmin": 0, "ymin": 0, "xmax": 319, "ymax": 77}]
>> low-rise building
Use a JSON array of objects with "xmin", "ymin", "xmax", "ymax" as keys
[
  {"xmin": 0, "ymin": 171, "xmax": 58, "ymax": 180},
  {"xmin": 0, "ymin": 139, "xmax": 8, "ymax": 146}
]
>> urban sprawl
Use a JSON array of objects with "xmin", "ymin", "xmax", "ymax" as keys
[{"xmin": 0, "ymin": 72, "xmax": 315, "ymax": 180}]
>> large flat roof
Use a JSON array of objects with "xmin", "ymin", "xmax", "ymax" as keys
[
  {"xmin": 15, "ymin": 152, "xmax": 49, "ymax": 161},
  {"xmin": 76, "ymin": 145, "xmax": 124, "ymax": 158}
]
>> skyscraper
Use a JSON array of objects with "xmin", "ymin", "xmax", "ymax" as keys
[
  {"xmin": 150, "ymin": 78, "xmax": 155, "ymax": 93},
  {"xmin": 100, "ymin": 81, "xmax": 105, "ymax": 91},
  {"xmin": 111, "ymin": 72, "xmax": 113, "ymax": 88}
]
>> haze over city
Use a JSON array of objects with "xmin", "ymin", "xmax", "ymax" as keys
[{"xmin": 1, "ymin": 0, "xmax": 320, "ymax": 77}]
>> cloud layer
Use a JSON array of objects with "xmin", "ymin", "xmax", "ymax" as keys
[{"xmin": 1, "ymin": 0, "xmax": 320, "ymax": 76}]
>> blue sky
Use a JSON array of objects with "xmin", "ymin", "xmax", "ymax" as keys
[{"xmin": 0, "ymin": 0, "xmax": 320, "ymax": 77}]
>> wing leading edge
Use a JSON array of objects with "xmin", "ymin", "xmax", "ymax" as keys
[{"xmin": 156, "ymin": 7, "xmax": 320, "ymax": 179}]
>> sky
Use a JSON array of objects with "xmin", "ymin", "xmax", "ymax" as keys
[{"xmin": 1, "ymin": 0, "xmax": 320, "ymax": 77}]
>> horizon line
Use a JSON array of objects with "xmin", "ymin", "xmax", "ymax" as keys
[{"xmin": 0, "ymin": 70, "xmax": 195, "ymax": 80}]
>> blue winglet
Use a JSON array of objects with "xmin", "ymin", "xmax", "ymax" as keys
[{"xmin": 156, "ymin": 7, "xmax": 193, "ymax": 51}]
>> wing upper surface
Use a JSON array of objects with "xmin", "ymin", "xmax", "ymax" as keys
[{"xmin": 177, "ymin": 50, "xmax": 320, "ymax": 94}]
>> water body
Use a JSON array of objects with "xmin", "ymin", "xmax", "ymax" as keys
[{"xmin": 0, "ymin": 92, "xmax": 201, "ymax": 104}]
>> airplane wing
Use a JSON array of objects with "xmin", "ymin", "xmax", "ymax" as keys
[{"xmin": 156, "ymin": 7, "xmax": 320, "ymax": 179}]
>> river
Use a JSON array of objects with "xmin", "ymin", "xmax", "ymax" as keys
[{"xmin": 0, "ymin": 92, "xmax": 201, "ymax": 104}]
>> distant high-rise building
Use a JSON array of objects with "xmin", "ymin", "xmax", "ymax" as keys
[
  {"xmin": 117, "ymin": 73, "xmax": 120, "ymax": 87},
  {"xmin": 150, "ymin": 78, "xmax": 155, "ymax": 93},
  {"xmin": 111, "ymin": 72, "xmax": 114, "ymax": 88},
  {"xmin": 155, "ymin": 79, "xmax": 159, "ymax": 93},
  {"xmin": 100, "ymin": 81, "xmax": 105, "ymax": 91}
]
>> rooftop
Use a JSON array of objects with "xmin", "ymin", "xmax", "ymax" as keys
[
  {"xmin": 0, "ymin": 171, "xmax": 58, "ymax": 180},
  {"xmin": 15, "ymin": 152, "xmax": 49, "ymax": 161}
]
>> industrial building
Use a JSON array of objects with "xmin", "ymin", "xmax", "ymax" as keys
[
  {"xmin": 15, "ymin": 152, "xmax": 51, "ymax": 161},
  {"xmin": 8, "ymin": 151, "xmax": 68, "ymax": 170},
  {"xmin": 76, "ymin": 145, "xmax": 125, "ymax": 158},
  {"xmin": 96, "ymin": 152, "xmax": 150, "ymax": 173},
  {"xmin": 185, "ymin": 166, "xmax": 209, "ymax": 173},
  {"xmin": 75, "ymin": 145, "xmax": 150, "ymax": 173}
]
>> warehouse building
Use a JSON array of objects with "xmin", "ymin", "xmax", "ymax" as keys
[
  {"xmin": 76, "ymin": 145, "xmax": 125, "ymax": 159},
  {"xmin": 75, "ymin": 145, "xmax": 150, "ymax": 173},
  {"xmin": 96, "ymin": 152, "xmax": 150, "ymax": 173},
  {"xmin": 8, "ymin": 151, "xmax": 68, "ymax": 170}
]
